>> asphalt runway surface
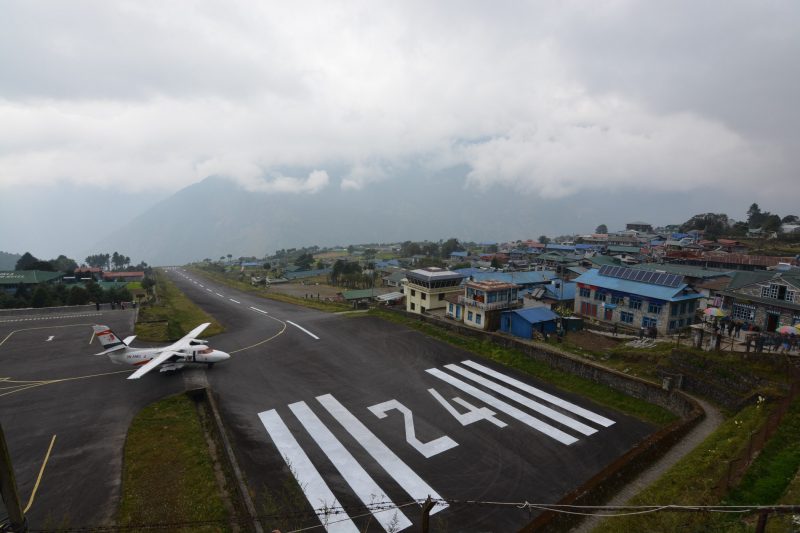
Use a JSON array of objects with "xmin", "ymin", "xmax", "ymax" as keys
[{"xmin": 0, "ymin": 271, "xmax": 656, "ymax": 531}]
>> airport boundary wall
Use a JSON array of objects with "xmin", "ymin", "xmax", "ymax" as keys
[{"xmin": 381, "ymin": 309, "xmax": 704, "ymax": 532}]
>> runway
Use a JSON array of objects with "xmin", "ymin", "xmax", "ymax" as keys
[{"xmin": 0, "ymin": 270, "xmax": 655, "ymax": 531}]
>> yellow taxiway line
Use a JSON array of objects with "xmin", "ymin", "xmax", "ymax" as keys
[{"xmin": 24, "ymin": 434, "xmax": 57, "ymax": 513}]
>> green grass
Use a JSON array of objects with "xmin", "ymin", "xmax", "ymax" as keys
[
  {"xmin": 725, "ymin": 397, "xmax": 800, "ymax": 506},
  {"xmin": 189, "ymin": 266, "xmax": 351, "ymax": 312},
  {"xmin": 135, "ymin": 269, "xmax": 224, "ymax": 342},
  {"xmin": 591, "ymin": 400, "xmax": 773, "ymax": 533},
  {"xmin": 117, "ymin": 394, "xmax": 231, "ymax": 532},
  {"xmin": 368, "ymin": 309, "xmax": 677, "ymax": 426}
]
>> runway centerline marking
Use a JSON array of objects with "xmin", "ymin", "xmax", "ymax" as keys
[
  {"xmin": 229, "ymin": 299, "xmax": 240, "ymax": 304},
  {"xmin": 249, "ymin": 306, "xmax": 269, "ymax": 315},
  {"xmin": 287, "ymin": 321, "xmax": 320, "ymax": 340},
  {"xmin": 24, "ymin": 434, "xmax": 57, "ymax": 513},
  {"xmin": 216, "ymin": 292, "xmax": 224, "ymax": 297}
]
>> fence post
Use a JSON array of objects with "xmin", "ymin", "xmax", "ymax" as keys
[
  {"xmin": 755, "ymin": 509, "xmax": 769, "ymax": 533},
  {"xmin": 421, "ymin": 496, "xmax": 434, "ymax": 533}
]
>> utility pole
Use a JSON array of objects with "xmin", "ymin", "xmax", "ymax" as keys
[
  {"xmin": 0, "ymin": 424, "xmax": 27, "ymax": 532},
  {"xmin": 421, "ymin": 495, "xmax": 434, "ymax": 533}
]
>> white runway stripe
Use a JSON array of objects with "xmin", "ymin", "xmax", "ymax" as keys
[
  {"xmin": 443, "ymin": 365, "xmax": 596, "ymax": 436},
  {"xmin": 288, "ymin": 320, "xmax": 320, "ymax": 340},
  {"xmin": 249, "ymin": 306, "xmax": 269, "ymax": 314},
  {"xmin": 461, "ymin": 360, "xmax": 615, "ymax": 427},
  {"xmin": 317, "ymin": 394, "xmax": 448, "ymax": 515},
  {"xmin": 426, "ymin": 368, "xmax": 578, "ymax": 445},
  {"xmin": 258, "ymin": 410, "xmax": 359, "ymax": 533},
  {"xmin": 229, "ymin": 299, "xmax": 240, "ymax": 304},
  {"xmin": 289, "ymin": 402, "xmax": 413, "ymax": 532}
]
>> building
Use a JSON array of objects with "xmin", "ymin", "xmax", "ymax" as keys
[
  {"xmin": 500, "ymin": 307, "xmax": 559, "ymax": 339},
  {"xmin": 718, "ymin": 270, "xmax": 800, "ymax": 331},
  {"xmin": 459, "ymin": 279, "xmax": 521, "ymax": 330},
  {"xmin": 102, "ymin": 271, "xmax": 145, "ymax": 282},
  {"xmin": 573, "ymin": 265, "xmax": 703, "ymax": 335},
  {"xmin": 404, "ymin": 267, "xmax": 465, "ymax": 314},
  {"xmin": 0, "ymin": 270, "xmax": 64, "ymax": 294}
]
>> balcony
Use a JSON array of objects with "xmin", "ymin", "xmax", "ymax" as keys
[{"xmin": 458, "ymin": 296, "xmax": 522, "ymax": 311}]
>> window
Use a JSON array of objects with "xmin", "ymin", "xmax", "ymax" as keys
[
  {"xmin": 476, "ymin": 314, "xmax": 482, "ymax": 325},
  {"xmin": 787, "ymin": 290, "xmax": 796, "ymax": 303},
  {"xmin": 647, "ymin": 302, "xmax": 662, "ymax": 314},
  {"xmin": 580, "ymin": 302, "xmax": 598, "ymax": 317},
  {"xmin": 629, "ymin": 298, "xmax": 642, "ymax": 310},
  {"xmin": 579, "ymin": 287, "xmax": 591, "ymax": 298},
  {"xmin": 439, "ymin": 293, "xmax": 445, "ymax": 301},
  {"xmin": 678, "ymin": 318, "xmax": 685, "ymax": 327},
  {"xmin": 410, "ymin": 302, "xmax": 416, "ymax": 311},
  {"xmin": 731, "ymin": 303, "xmax": 755, "ymax": 321},
  {"xmin": 761, "ymin": 284, "xmax": 787, "ymax": 300},
  {"xmin": 448, "ymin": 303, "xmax": 453, "ymax": 313},
  {"xmin": 594, "ymin": 291, "xmax": 606, "ymax": 302},
  {"xmin": 671, "ymin": 305, "xmax": 678, "ymax": 316},
  {"xmin": 410, "ymin": 289, "xmax": 416, "ymax": 297},
  {"xmin": 642, "ymin": 316, "xmax": 657, "ymax": 328},
  {"xmin": 620, "ymin": 311, "xmax": 633, "ymax": 324},
  {"xmin": 669, "ymin": 320, "xmax": 676, "ymax": 331},
  {"xmin": 468, "ymin": 311, "xmax": 473, "ymax": 321},
  {"xmin": 421, "ymin": 292, "xmax": 427, "ymax": 300},
  {"xmin": 611, "ymin": 296, "xmax": 624, "ymax": 305},
  {"xmin": 679, "ymin": 302, "xmax": 687, "ymax": 314}
]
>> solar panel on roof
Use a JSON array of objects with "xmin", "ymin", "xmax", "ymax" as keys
[{"xmin": 597, "ymin": 265, "xmax": 685, "ymax": 287}]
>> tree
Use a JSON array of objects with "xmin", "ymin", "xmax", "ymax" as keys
[
  {"xmin": 441, "ymin": 238, "xmax": 464, "ymax": 257},
  {"xmin": 679, "ymin": 213, "xmax": 730, "ymax": 239},
  {"xmin": 490, "ymin": 257, "xmax": 501, "ymax": 269},
  {"xmin": 747, "ymin": 203, "xmax": 761, "ymax": 227},
  {"xmin": 31, "ymin": 285, "xmax": 52, "ymax": 308},
  {"xmin": 227, "ymin": 254, "xmax": 233, "ymax": 263},
  {"xmin": 15, "ymin": 252, "xmax": 38, "ymax": 271},
  {"xmin": 363, "ymin": 248, "xmax": 377, "ymax": 260},
  {"xmin": 400, "ymin": 241, "xmax": 422, "ymax": 257},
  {"xmin": 595, "ymin": 224, "xmax": 608, "ymax": 234},
  {"xmin": 763, "ymin": 214, "xmax": 782, "ymax": 232},
  {"xmin": 86, "ymin": 253, "xmax": 110, "ymax": 269},
  {"xmin": 538, "ymin": 235, "xmax": 550, "ymax": 245},
  {"xmin": 295, "ymin": 253, "xmax": 314, "ymax": 271},
  {"xmin": 782, "ymin": 215, "xmax": 799, "ymax": 224},
  {"xmin": 263, "ymin": 262, "xmax": 271, "ymax": 270},
  {"xmin": 50, "ymin": 255, "xmax": 78, "ymax": 273}
]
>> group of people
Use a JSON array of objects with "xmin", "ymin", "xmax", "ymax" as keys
[{"xmin": 702, "ymin": 317, "xmax": 798, "ymax": 355}]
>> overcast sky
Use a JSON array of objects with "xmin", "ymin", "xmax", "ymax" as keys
[{"xmin": 1, "ymin": 1, "xmax": 798, "ymax": 258}]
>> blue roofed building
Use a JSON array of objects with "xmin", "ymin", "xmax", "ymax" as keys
[
  {"xmin": 573, "ymin": 266, "xmax": 703, "ymax": 335},
  {"xmin": 500, "ymin": 307, "xmax": 559, "ymax": 339}
]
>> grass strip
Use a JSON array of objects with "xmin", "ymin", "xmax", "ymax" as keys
[
  {"xmin": 135, "ymin": 269, "xmax": 224, "ymax": 342},
  {"xmin": 591, "ymin": 399, "xmax": 771, "ymax": 533},
  {"xmin": 368, "ymin": 309, "xmax": 677, "ymax": 426},
  {"xmin": 189, "ymin": 266, "xmax": 351, "ymax": 313},
  {"xmin": 117, "ymin": 394, "xmax": 231, "ymax": 532},
  {"xmin": 725, "ymin": 397, "xmax": 800, "ymax": 506}
]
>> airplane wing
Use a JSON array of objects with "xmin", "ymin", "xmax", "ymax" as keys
[
  {"xmin": 127, "ymin": 350, "xmax": 180, "ymax": 380},
  {"xmin": 165, "ymin": 322, "xmax": 211, "ymax": 351}
]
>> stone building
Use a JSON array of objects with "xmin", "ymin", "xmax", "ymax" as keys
[{"xmin": 718, "ymin": 270, "xmax": 800, "ymax": 331}]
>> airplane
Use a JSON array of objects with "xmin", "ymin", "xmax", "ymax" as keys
[{"xmin": 91, "ymin": 322, "xmax": 230, "ymax": 379}]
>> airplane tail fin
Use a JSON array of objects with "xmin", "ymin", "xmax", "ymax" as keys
[{"xmin": 93, "ymin": 325, "xmax": 127, "ymax": 351}]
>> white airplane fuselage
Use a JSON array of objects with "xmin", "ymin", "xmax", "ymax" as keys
[{"xmin": 109, "ymin": 346, "xmax": 230, "ymax": 369}]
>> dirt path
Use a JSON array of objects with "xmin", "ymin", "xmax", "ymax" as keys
[{"xmin": 571, "ymin": 395, "xmax": 724, "ymax": 533}]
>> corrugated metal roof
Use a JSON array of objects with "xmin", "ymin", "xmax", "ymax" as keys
[
  {"xmin": 457, "ymin": 269, "xmax": 557, "ymax": 285},
  {"xmin": 0, "ymin": 270, "xmax": 64, "ymax": 285},
  {"xmin": 574, "ymin": 269, "xmax": 701, "ymax": 302},
  {"xmin": 504, "ymin": 307, "xmax": 559, "ymax": 324}
]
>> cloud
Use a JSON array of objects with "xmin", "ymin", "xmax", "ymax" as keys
[{"xmin": 0, "ymin": 0, "xmax": 797, "ymax": 207}]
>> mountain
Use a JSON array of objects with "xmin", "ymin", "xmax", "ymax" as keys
[
  {"xmin": 0, "ymin": 251, "xmax": 21, "ymax": 270},
  {"xmin": 95, "ymin": 172, "xmax": 741, "ymax": 266}
]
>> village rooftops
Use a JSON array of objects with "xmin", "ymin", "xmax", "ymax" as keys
[{"xmin": 465, "ymin": 279, "xmax": 519, "ymax": 291}]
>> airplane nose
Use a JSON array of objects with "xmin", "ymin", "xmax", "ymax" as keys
[{"xmin": 219, "ymin": 351, "xmax": 231, "ymax": 360}]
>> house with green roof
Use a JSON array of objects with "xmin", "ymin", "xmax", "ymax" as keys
[{"xmin": 0, "ymin": 270, "xmax": 64, "ymax": 293}]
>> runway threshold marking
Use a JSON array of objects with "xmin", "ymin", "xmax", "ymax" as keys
[
  {"xmin": 24, "ymin": 434, "xmax": 57, "ymax": 513},
  {"xmin": 287, "ymin": 321, "xmax": 320, "ymax": 340}
]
